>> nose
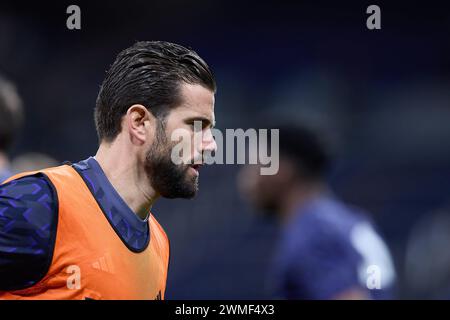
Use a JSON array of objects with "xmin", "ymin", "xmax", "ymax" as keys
[{"xmin": 202, "ymin": 129, "xmax": 217, "ymax": 153}]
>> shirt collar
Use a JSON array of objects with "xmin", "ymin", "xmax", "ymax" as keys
[{"xmin": 73, "ymin": 157, "xmax": 150, "ymax": 242}]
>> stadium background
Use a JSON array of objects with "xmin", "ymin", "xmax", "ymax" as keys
[{"xmin": 1, "ymin": 0, "xmax": 450, "ymax": 299}]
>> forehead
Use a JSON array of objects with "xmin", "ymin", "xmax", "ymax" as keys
[{"xmin": 173, "ymin": 83, "xmax": 215, "ymax": 120}]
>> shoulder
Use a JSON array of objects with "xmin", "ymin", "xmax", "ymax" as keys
[
  {"xmin": 0, "ymin": 173, "xmax": 58, "ymax": 291},
  {"xmin": 0, "ymin": 173, "xmax": 58, "ymax": 210},
  {"xmin": 286, "ymin": 198, "xmax": 366, "ymax": 258}
]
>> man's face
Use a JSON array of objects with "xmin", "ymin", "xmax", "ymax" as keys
[
  {"xmin": 145, "ymin": 83, "xmax": 216, "ymax": 199},
  {"xmin": 238, "ymin": 158, "xmax": 296, "ymax": 216},
  {"xmin": 238, "ymin": 164, "xmax": 279, "ymax": 214}
]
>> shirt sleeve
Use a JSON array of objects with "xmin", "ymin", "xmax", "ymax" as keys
[
  {"xmin": 283, "ymin": 229, "xmax": 364, "ymax": 300},
  {"xmin": 0, "ymin": 174, "xmax": 58, "ymax": 291}
]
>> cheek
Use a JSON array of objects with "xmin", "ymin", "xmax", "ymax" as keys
[
  {"xmin": 175, "ymin": 139, "xmax": 194, "ymax": 164},
  {"xmin": 239, "ymin": 167, "xmax": 263, "ymax": 198},
  {"xmin": 191, "ymin": 130, "xmax": 204, "ymax": 151},
  {"xmin": 258, "ymin": 174, "xmax": 283, "ymax": 200},
  {"xmin": 259, "ymin": 177, "xmax": 273, "ymax": 196},
  {"xmin": 167, "ymin": 127, "xmax": 195, "ymax": 163},
  {"xmin": 190, "ymin": 131, "xmax": 206, "ymax": 161}
]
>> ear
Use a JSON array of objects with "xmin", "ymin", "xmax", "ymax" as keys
[{"xmin": 125, "ymin": 104, "xmax": 155, "ymax": 145}]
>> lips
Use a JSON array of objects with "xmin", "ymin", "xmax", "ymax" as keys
[{"xmin": 188, "ymin": 163, "xmax": 203, "ymax": 177}]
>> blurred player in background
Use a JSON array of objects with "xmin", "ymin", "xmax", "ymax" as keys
[
  {"xmin": 404, "ymin": 203, "xmax": 450, "ymax": 299},
  {"xmin": 238, "ymin": 124, "xmax": 396, "ymax": 299},
  {"xmin": 0, "ymin": 41, "xmax": 217, "ymax": 299},
  {"xmin": 11, "ymin": 152, "xmax": 58, "ymax": 173},
  {"xmin": 0, "ymin": 75, "xmax": 23, "ymax": 183}
]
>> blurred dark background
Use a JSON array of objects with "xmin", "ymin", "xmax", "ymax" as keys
[{"xmin": 1, "ymin": 0, "xmax": 450, "ymax": 299}]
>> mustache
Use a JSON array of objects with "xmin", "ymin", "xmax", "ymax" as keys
[{"xmin": 190, "ymin": 156, "xmax": 204, "ymax": 165}]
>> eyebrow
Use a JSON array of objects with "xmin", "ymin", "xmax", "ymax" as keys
[{"xmin": 185, "ymin": 116, "xmax": 216, "ymax": 129}]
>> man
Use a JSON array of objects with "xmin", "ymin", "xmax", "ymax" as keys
[
  {"xmin": 238, "ymin": 124, "xmax": 396, "ymax": 299},
  {"xmin": 0, "ymin": 41, "xmax": 217, "ymax": 300},
  {"xmin": 0, "ymin": 75, "xmax": 23, "ymax": 183}
]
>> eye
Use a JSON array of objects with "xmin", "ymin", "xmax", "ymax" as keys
[
  {"xmin": 184, "ymin": 120, "xmax": 195, "ymax": 129},
  {"xmin": 188, "ymin": 120, "xmax": 205, "ymax": 131}
]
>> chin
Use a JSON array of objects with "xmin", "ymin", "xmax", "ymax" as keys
[{"xmin": 160, "ymin": 178, "xmax": 198, "ymax": 199}]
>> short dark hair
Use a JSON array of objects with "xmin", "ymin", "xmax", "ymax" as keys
[
  {"xmin": 0, "ymin": 76, "xmax": 23, "ymax": 152},
  {"xmin": 95, "ymin": 41, "xmax": 216, "ymax": 142},
  {"xmin": 277, "ymin": 124, "xmax": 331, "ymax": 181}
]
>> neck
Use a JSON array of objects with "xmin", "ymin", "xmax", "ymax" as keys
[
  {"xmin": 279, "ymin": 181, "xmax": 325, "ymax": 224},
  {"xmin": 95, "ymin": 140, "xmax": 159, "ymax": 220}
]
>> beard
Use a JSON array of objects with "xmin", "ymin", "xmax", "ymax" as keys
[{"xmin": 144, "ymin": 122, "xmax": 199, "ymax": 199}]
